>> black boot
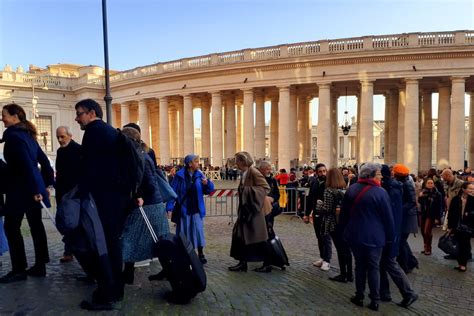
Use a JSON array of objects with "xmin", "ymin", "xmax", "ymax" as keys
[
  {"xmin": 254, "ymin": 265, "xmax": 272, "ymax": 273},
  {"xmin": 0, "ymin": 271, "xmax": 27, "ymax": 283},
  {"xmin": 123, "ymin": 262, "xmax": 135, "ymax": 285},
  {"xmin": 26, "ymin": 264, "xmax": 46, "ymax": 277},
  {"xmin": 228, "ymin": 261, "xmax": 247, "ymax": 272}
]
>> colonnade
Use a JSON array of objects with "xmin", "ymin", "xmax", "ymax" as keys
[{"xmin": 113, "ymin": 77, "xmax": 473, "ymax": 173}]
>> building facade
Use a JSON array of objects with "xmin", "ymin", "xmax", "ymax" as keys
[{"xmin": 1, "ymin": 31, "xmax": 474, "ymax": 173}]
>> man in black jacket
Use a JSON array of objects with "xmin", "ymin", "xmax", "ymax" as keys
[
  {"xmin": 75, "ymin": 99, "xmax": 130, "ymax": 310},
  {"xmin": 258, "ymin": 161, "xmax": 280, "ymax": 229},
  {"xmin": 55, "ymin": 126, "xmax": 81, "ymax": 263}
]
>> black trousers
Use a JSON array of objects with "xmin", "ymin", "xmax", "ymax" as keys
[
  {"xmin": 330, "ymin": 229, "xmax": 352, "ymax": 277},
  {"xmin": 380, "ymin": 249, "xmax": 416, "ymax": 300},
  {"xmin": 397, "ymin": 233, "xmax": 418, "ymax": 273},
  {"xmin": 455, "ymin": 230, "xmax": 472, "ymax": 266},
  {"xmin": 4, "ymin": 206, "xmax": 49, "ymax": 272},
  {"xmin": 312, "ymin": 213, "xmax": 332, "ymax": 262}
]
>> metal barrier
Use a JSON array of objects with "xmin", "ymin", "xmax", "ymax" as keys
[
  {"xmin": 278, "ymin": 187, "xmax": 309, "ymax": 220},
  {"xmin": 205, "ymin": 189, "xmax": 238, "ymax": 224}
]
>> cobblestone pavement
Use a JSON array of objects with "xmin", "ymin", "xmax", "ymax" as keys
[{"xmin": 1, "ymin": 213, "xmax": 473, "ymax": 315}]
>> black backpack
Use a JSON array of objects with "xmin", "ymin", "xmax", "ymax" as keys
[{"xmin": 116, "ymin": 129, "xmax": 145, "ymax": 195}]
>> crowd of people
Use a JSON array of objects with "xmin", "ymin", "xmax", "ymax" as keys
[{"xmin": 0, "ymin": 100, "xmax": 473, "ymax": 312}]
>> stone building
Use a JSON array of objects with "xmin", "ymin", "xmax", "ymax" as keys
[{"xmin": 1, "ymin": 31, "xmax": 474, "ymax": 173}]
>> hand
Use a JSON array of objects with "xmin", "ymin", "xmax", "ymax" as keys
[
  {"xmin": 201, "ymin": 178, "xmax": 208, "ymax": 186},
  {"xmin": 167, "ymin": 212, "xmax": 172, "ymax": 219},
  {"xmin": 303, "ymin": 215, "xmax": 309, "ymax": 224},
  {"xmin": 136, "ymin": 198, "xmax": 144, "ymax": 207},
  {"xmin": 348, "ymin": 174, "xmax": 355, "ymax": 180},
  {"xmin": 267, "ymin": 196, "xmax": 274, "ymax": 203},
  {"xmin": 435, "ymin": 219, "xmax": 440, "ymax": 225},
  {"xmin": 34, "ymin": 194, "xmax": 43, "ymax": 202}
]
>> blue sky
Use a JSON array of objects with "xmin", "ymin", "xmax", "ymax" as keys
[{"xmin": 1, "ymin": 0, "xmax": 472, "ymax": 122}]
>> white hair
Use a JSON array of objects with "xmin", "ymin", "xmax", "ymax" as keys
[
  {"xmin": 56, "ymin": 125, "xmax": 72, "ymax": 136},
  {"xmin": 359, "ymin": 162, "xmax": 382, "ymax": 179}
]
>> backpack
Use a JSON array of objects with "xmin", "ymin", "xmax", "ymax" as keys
[{"xmin": 116, "ymin": 129, "xmax": 145, "ymax": 195}]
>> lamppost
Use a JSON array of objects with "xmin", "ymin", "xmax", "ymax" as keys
[
  {"xmin": 102, "ymin": 0, "xmax": 112, "ymax": 124},
  {"xmin": 31, "ymin": 81, "xmax": 48, "ymax": 124}
]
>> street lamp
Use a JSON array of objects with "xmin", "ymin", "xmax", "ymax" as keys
[
  {"xmin": 340, "ymin": 87, "xmax": 351, "ymax": 136},
  {"xmin": 31, "ymin": 81, "xmax": 48, "ymax": 123}
]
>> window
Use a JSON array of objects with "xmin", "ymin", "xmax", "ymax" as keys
[{"xmin": 36, "ymin": 115, "xmax": 53, "ymax": 152}]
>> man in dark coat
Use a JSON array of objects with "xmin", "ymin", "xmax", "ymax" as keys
[
  {"xmin": 339, "ymin": 163, "xmax": 395, "ymax": 312},
  {"xmin": 258, "ymin": 161, "xmax": 280, "ymax": 231},
  {"xmin": 55, "ymin": 126, "xmax": 81, "ymax": 263},
  {"xmin": 75, "ymin": 99, "xmax": 130, "ymax": 310},
  {"xmin": 380, "ymin": 165, "xmax": 418, "ymax": 308}
]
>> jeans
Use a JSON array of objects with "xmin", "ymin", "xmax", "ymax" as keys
[
  {"xmin": 312, "ymin": 213, "xmax": 332, "ymax": 262},
  {"xmin": 351, "ymin": 245, "xmax": 383, "ymax": 303},
  {"xmin": 380, "ymin": 249, "xmax": 416, "ymax": 300}
]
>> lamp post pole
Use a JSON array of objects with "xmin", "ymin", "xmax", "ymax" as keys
[{"xmin": 102, "ymin": 0, "xmax": 112, "ymax": 124}]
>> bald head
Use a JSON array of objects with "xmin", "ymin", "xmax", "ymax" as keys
[
  {"xmin": 441, "ymin": 168, "xmax": 454, "ymax": 184},
  {"xmin": 56, "ymin": 126, "xmax": 73, "ymax": 147}
]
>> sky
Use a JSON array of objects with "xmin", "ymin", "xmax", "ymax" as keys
[{"xmin": 1, "ymin": 0, "xmax": 473, "ymax": 123}]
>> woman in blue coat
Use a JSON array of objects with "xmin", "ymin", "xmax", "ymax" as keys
[
  {"xmin": 0, "ymin": 103, "xmax": 53, "ymax": 283},
  {"xmin": 167, "ymin": 154, "xmax": 214, "ymax": 264}
]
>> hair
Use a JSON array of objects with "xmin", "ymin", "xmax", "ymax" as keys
[
  {"xmin": 123, "ymin": 122, "xmax": 141, "ymax": 133},
  {"xmin": 75, "ymin": 99, "xmax": 103, "ymax": 119},
  {"xmin": 427, "ymin": 168, "xmax": 438, "ymax": 178},
  {"xmin": 348, "ymin": 167, "xmax": 357, "ymax": 175},
  {"xmin": 121, "ymin": 126, "xmax": 141, "ymax": 143},
  {"xmin": 359, "ymin": 162, "xmax": 382, "ymax": 179},
  {"xmin": 56, "ymin": 125, "xmax": 72, "ymax": 136},
  {"xmin": 258, "ymin": 160, "xmax": 271, "ymax": 169},
  {"xmin": 459, "ymin": 181, "xmax": 474, "ymax": 197},
  {"xmin": 315, "ymin": 163, "xmax": 326, "ymax": 171},
  {"xmin": 2, "ymin": 103, "xmax": 37, "ymax": 139},
  {"xmin": 326, "ymin": 168, "xmax": 346, "ymax": 189},
  {"xmin": 235, "ymin": 151, "xmax": 254, "ymax": 167}
]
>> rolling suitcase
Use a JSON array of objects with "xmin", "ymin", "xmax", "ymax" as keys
[
  {"xmin": 139, "ymin": 207, "xmax": 206, "ymax": 302},
  {"xmin": 268, "ymin": 235, "xmax": 289, "ymax": 270}
]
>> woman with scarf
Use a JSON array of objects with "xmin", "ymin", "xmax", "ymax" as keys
[
  {"xmin": 167, "ymin": 154, "xmax": 214, "ymax": 264},
  {"xmin": 418, "ymin": 178, "xmax": 443, "ymax": 255},
  {"xmin": 0, "ymin": 103, "xmax": 54, "ymax": 283},
  {"xmin": 229, "ymin": 151, "xmax": 271, "ymax": 272}
]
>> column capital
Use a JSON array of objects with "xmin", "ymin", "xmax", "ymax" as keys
[
  {"xmin": 277, "ymin": 86, "xmax": 290, "ymax": 92},
  {"xmin": 316, "ymin": 82, "xmax": 331, "ymax": 89},
  {"xmin": 182, "ymin": 94, "xmax": 192, "ymax": 99},
  {"xmin": 360, "ymin": 80, "xmax": 374, "ymax": 86},
  {"xmin": 451, "ymin": 76, "xmax": 467, "ymax": 83},
  {"xmin": 158, "ymin": 96, "xmax": 168, "ymax": 103},
  {"xmin": 210, "ymin": 91, "xmax": 222, "ymax": 97},
  {"xmin": 404, "ymin": 78, "xmax": 422, "ymax": 85},
  {"xmin": 242, "ymin": 88, "xmax": 254, "ymax": 95}
]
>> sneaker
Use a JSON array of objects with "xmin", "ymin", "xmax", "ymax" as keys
[
  {"xmin": 134, "ymin": 259, "xmax": 151, "ymax": 267},
  {"xmin": 313, "ymin": 259, "xmax": 323, "ymax": 267},
  {"xmin": 320, "ymin": 261, "xmax": 330, "ymax": 271}
]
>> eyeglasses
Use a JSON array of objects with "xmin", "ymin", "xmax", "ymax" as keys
[{"xmin": 76, "ymin": 111, "xmax": 87, "ymax": 117}]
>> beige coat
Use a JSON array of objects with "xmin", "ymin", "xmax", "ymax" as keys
[{"xmin": 234, "ymin": 166, "xmax": 271, "ymax": 245}]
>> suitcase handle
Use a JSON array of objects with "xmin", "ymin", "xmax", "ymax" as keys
[
  {"xmin": 40, "ymin": 200, "xmax": 56, "ymax": 226},
  {"xmin": 139, "ymin": 206, "xmax": 158, "ymax": 243}
]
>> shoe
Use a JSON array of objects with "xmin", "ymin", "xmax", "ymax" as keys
[
  {"xmin": 350, "ymin": 295, "xmax": 364, "ymax": 307},
  {"xmin": 0, "ymin": 271, "xmax": 27, "ymax": 283},
  {"xmin": 313, "ymin": 259, "xmax": 323, "ymax": 267},
  {"xmin": 148, "ymin": 270, "xmax": 167, "ymax": 281},
  {"xmin": 80, "ymin": 299, "xmax": 114, "ymax": 311},
  {"xmin": 26, "ymin": 265, "xmax": 46, "ymax": 277},
  {"xmin": 398, "ymin": 294, "xmax": 418, "ymax": 308},
  {"xmin": 228, "ymin": 262, "xmax": 248, "ymax": 272},
  {"xmin": 368, "ymin": 302, "xmax": 379, "ymax": 311},
  {"xmin": 454, "ymin": 266, "xmax": 467, "ymax": 272},
  {"xmin": 59, "ymin": 255, "xmax": 74, "ymax": 263},
  {"xmin": 329, "ymin": 274, "xmax": 347, "ymax": 283},
  {"xmin": 134, "ymin": 259, "xmax": 151, "ymax": 267},
  {"xmin": 199, "ymin": 254, "xmax": 207, "ymax": 264},
  {"xmin": 254, "ymin": 265, "xmax": 272, "ymax": 273},
  {"xmin": 320, "ymin": 261, "xmax": 330, "ymax": 271},
  {"xmin": 444, "ymin": 254, "xmax": 457, "ymax": 260},
  {"xmin": 424, "ymin": 251, "xmax": 431, "ymax": 256}
]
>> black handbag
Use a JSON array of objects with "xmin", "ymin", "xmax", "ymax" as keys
[
  {"xmin": 457, "ymin": 224, "xmax": 474, "ymax": 237},
  {"xmin": 438, "ymin": 231, "xmax": 459, "ymax": 256}
]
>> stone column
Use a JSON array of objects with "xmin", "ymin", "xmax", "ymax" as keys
[
  {"xmin": 278, "ymin": 86, "xmax": 291, "ymax": 171},
  {"xmin": 397, "ymin": 88, "xmax": 406, "ymax": 162},
  {"xmin": 225, "ymin": 94, "xmax": 236, "ymax": 159},
  {"xmin": 356, "ymin": 94, "xmax": 361, "ymax": 162},
  {"xmin": 386, "ymin": 89, "xmax": 399, "ymax": 164},
  {"xmin": 183, "ymin": 94, "xmax": 194, "ymax": 155},
  {"xmin": 270, "ymin": 96, "xmax": 279, "ymax": 163},
  {"xmin": 138, "ymin": 100, "xmax": 150, "ymax": 145},
  {"xmin": 420, "ymin": 91, "xmax": 433, "ymax": 171},
  {"xmin": 449, "ymin": 77, "xmax": 466, "ymax": 171},
  {"xmin": 297, "ymin": 95, "xmax": 307, "ymax": 163},
  {"xmin": 404, "ymin": 79, "xmax": 420, "ymax": 173},
  {"xmin": 437, "ymin": 85, "xmax": 451, "ymax": 167},
  {"xmin": 330, "ymin": 92, "xmax": 338, "ymax": 167},
  {"xmin": 169, "ymin": 109, "xmax": 178, "ymax": 158},
  {"xmin": 201, "ymin": 99, "xmax": 211, "ymax": 160},
  {"xmin": 158, "ymin": 97, "xmax": 170, "ymax": 165},
  {"xmin": 255, "ymin": 91, "xmax": 266, "ymax": 160},
  {"xmin": 236, "ymin": 103, "xmax": 243, "ymax": 152},
  {"xmin": 306, "ymin": 96, "xmax": 313, "ymax": 163},
  {"xmin": 121, "ymin": 102, "xmax": 130, "ymax": 126},
  {"xmin": 469, "ymin": 92, "xmax": 474, "ymax": 168},
  {"xmin": 177, "ymin": 101, "xmax": 184, "ymax": 158},
  {"xmin": 243, "ymin": 89, "xmax": 254, "ymax": 156},
  {"xmin": 111, "ymin": 104, "xmax": 118, "ymax": 128},
  {"xmin": 289, "ymin": 90, "xmax": 298, "ymax": 164},
  {"xmin": 359, "ymin": 80, "xmax": 374, "ymax": 163},
  {"xmin": 383, "ymin": 94, "xmax": 390, "ymax": 163},
  {"xmin": 317, "ymin": 83, "xmax": 332, "ymax": 166},
  {"xmin": 211, "ymin": 91, "xmax": 223, "ymax": 166}
]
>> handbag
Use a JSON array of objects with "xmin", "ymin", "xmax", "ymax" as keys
[
  {"xmin": 457, "ymin": 224, "xmax": 474, "ymax": 237},
  {"xmin": 438, "ymin": 231, "xmax": 459, "ymax": 256},
  {"xmin": 156, "ymin": 174, "xmax": 177, "ymax": 203}
]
